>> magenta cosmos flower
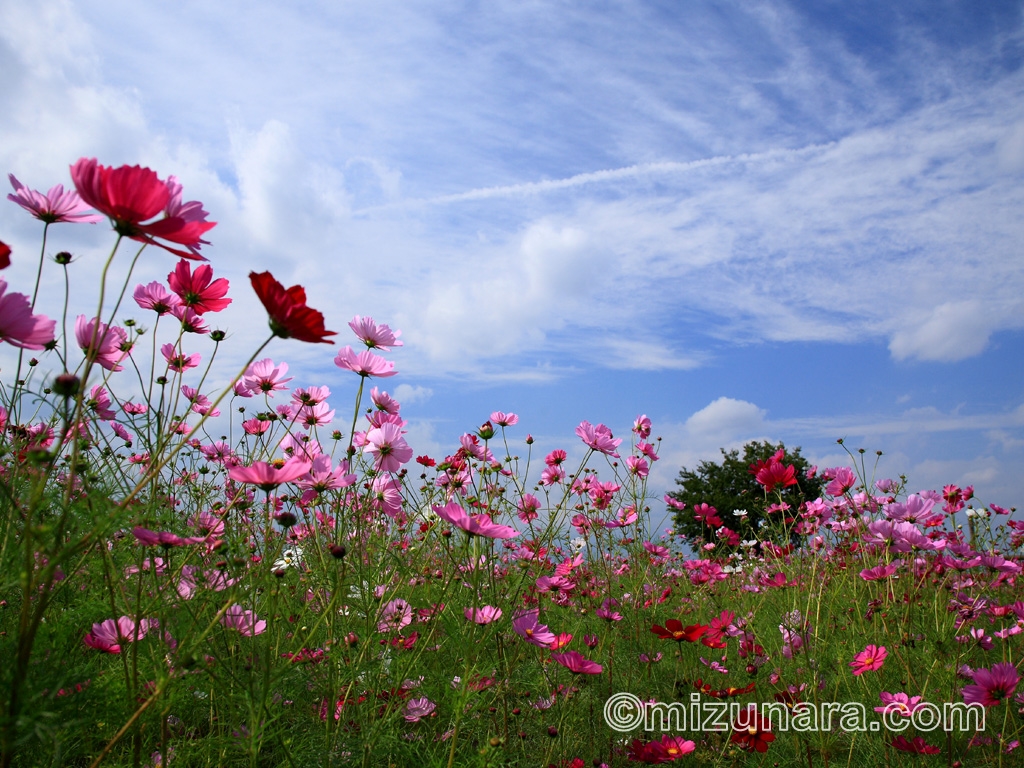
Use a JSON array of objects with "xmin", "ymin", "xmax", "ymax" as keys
[
  {"xmin": 551, "ymin": 650, "xmax": 603, "ymax": 675},
  {"xmin": 962, "ymin": 662, "xmax": 1019, "ymax": 707},
  {"xmin": 70, "ymin": 158, "xmax": 215, "ymax": 259},
  {"xmin": 0, "ymin": 279, "xmax": 55, "ymax": 349},
  {"xmin": 849, "ymin": 644, "xmax": 888, "ymax": 676},
  {"xmin": 228, "ymin": 458, "xmax": 312, "ymax": 492},
  {"xmin": 167, "ymin": 259, "xmax": 231, "ymax": 314},
  {"xmin": 8, "ymin": 173, "xmax": 103, "ymax": 224},
  {"xmin": 432, "ymin": 499, "xmax": 518, "ymax": 539},
  {"xmin": 512, "ymin": 609, "xmax": 556, "ymax": 647}
]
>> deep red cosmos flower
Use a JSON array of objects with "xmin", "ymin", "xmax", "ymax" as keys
[
  {"xmin": 890, "ymin": 736, "xmax": 940, "ymax": 754},
  {"xmin": 693, "ymin": 678, "xmax": 756, "ymax": 698},
  {"xmin": 249, "ymin": 271, "xmax": 336, "ymax": 344},
  {"xmin": 651, "ymin": 619, "xmax": 708, "ymax": 643},
  {"xmin": 730, "ymin": 705, "xmax": 775, "ymax": 753},
  {"xmin": 70, "ymin": 158, "xmax": 215, "ymax": 259}
]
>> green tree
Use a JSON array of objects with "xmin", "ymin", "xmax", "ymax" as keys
[{"xmin": 667, "ymin": 440, "xmax": 825, "ymax": 547}]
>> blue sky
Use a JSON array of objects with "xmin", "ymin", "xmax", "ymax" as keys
[{"xmin": 1, "ymin": 0, "xmax": 1023, "ymax": 529}]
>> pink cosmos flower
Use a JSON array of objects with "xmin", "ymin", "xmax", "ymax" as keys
[
  {"xmin": 551, "ymin": 650, "xmax": 603, "ymax": 675},
  {"xmin": 162, "ymin": 343, "xmax": 200, "ymax": 372},
  {"xmin": 297, "ymin": 402, "xmax": 335, "ymax": 429},
  {"xmin": 490, "ymin": 411, "xmax": 518, "ymax": 426},
  {"xmin": 86, "ymin": 385, "xmax": 116, "ymax": 420},
  {"xmin": 363, "ymin": 422, "xmax": 413, "ymax": 473},
  {"xmin": 228, "ymin": 459, "xmax": 312, "ymax": 491},
  {"xmin": 109, "ymin": 421, "xmax": 133, "ymax": 445},
  {"xmin": 297, "ymin": 455, "xmax": 356, "ymax": 494},
  {"xmin": 167, "ymin": 259, "xmax": 231, "ymax": 314},
  {"xmin": 75, "ymin": 315, "xmax": 128, "ymax": 370},
  {"xmin": 0, "ymin": 279, "xmax": 55, "ymax": 350},
  {"xmin": 403, "ymin": 697, "xmax": 436, "ymax": 723},
  {"xmin": 512, "ymin": 610, "xmax": 556, "ymax": 648},
  {"xmin": 370, "ymin": 386, "xmax": 400, "ymax": 414},
  {"xmin": 348, "ymin": 316, "xmax": 402, "ymax": 350},
  {"xmin": 241, "ymin": 418, "xmax": 271, "ymax": 435},
  {"xmin": 8, "ymin": 173, "xmax": 103, "ymax": 223},
  {"xmin": 378, "ymin": 599, "xmax": 412, "ymax": 633},
  {"xmin": 132, "ymin": 526, "xmax": 206, "ymax": 547},
  {"xmin": 241, "ymin": 358, "xmax": 293, "ymax": 396},
  {"xmin": 517, "ymin": 493, "xmax": 541, "ymax": 523},
  {"xmin": 172, "ymin": 305, "xmax": 209, "ymax": 334},
  {"xmin": 293, "ymin": 385, "xmax": 331, "ymax": 407},
  {"xmin": 133, "ymin": 281, "xmax": 181, "ymax": 315},
  {"xmin": 962, "ymin": 662, "xmax": 1019, "ymax": 707},
  {"xmin": 83, "ymin": 616, "xmax": 151, "ymax": 653},
  {"xmin": 575, "ymin": 420, "xmax": 621, "ymax": 457},
  {"xmin": 334, "ymin": 346, "xmax": 397, "ymax": 378},
  {"xmin": 849, "ymin": 644, "xmax": 888, "ymax": 676},
  {"xmin": 860, "ymin": 564, "xmax": 899, "ymax": 581},
  {"xmin": 70, "ymin": 158, "xmax": 215, "ymax": 259},
  {"xmin": 221, "ymin": 605, "xmax": 266, "ymax": 636},
  {"xmin": 875, "ymin": 691, "xmax": 926, "ymax": 716},
  {"xmin": 626, "ymin": 455, "xmax": 649, "ymax": 477},
  {"xmin": 465, "ymin": 606, "xmax": 503, "ymax": 624},
  {"xmin": 633, "ymin": 414, "xmax": 652, "ymax": 438},
  {"xmin": 432, "ymin": 499, "xmax": 518, "ymax": 539}
]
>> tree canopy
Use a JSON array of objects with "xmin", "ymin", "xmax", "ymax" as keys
[{"xmin": 667, "ymin": 440, "xmax": 825, "ymax": 547}]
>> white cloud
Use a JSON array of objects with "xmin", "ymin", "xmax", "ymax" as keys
[
  {"xmin": 685, "ymin": 397, "xmax": 766, "ymax": 440},
  {"xmin": 392, "ymin": 384, "xmax": 433, "ymax": 405}
]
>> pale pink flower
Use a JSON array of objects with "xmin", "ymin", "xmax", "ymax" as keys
[
  {"xmin": 292, "ymin": 386, "xmax": 331, "ymax": 407},
  {"xmin": 403, "ymin": 697, "xmax": 435, "ymax": 723},
  {"xmin": 465, "ymin": 606, "xmax": 503, "ymax": 624},
  {"xmin": 575, "ymin": 420, "xmax": 621, "ymax": 457},
  {"xmin": 241, "ymin": 358, "xmax": 292, "ymax": 396},
  {"xmin": 171, "ymin": 305, "xmax": 209, "ymax": 334},
  {"xmin": 221, "ymin": 605, "xmax": 266, "ymax": 636},
  {"xmin": 348, "ymin": 315, "xmax": 402, "ymax": 350},
  {"xmin": 133, "ymin": 281, "xmax": 181, "ymax": 315},
  {"xmin": 370, "ymin": 387, "xmax": 401, "ymax": 414},
  {"xmin": 378, "ymin": 599, "xmax": 412, "ymax": 633},
  {"xmin": 7, "ymin": 174, "xmax": 102, "ymax": 223},
  {"xmin": 86, "ymin": 385, "xmax": 116, "ymax": 419},
  {"xmin": 490, "ymin": 411, "xmax": 518, "ymax": 426},
  {"xmin": 363, "ymin": 422, "xmax": 413, "ymax": 473},
  {"xmin": 875, "ymin": 691, "xmax": 926, "ymax": 716},
  {"xmin": 75, "ymin": 315, "xmax": 128, "ymax": 370},
  {"xmin": 334, "ymin": 346, "xmax": 397, "ymax": 377},
  {"xmin": 162, "ymin": 342, "xmax": 200, "ymax": 372},
  {"xmin": 228, "ymin": 459, "xmax": 312, "ymax": 491},
  {"xmin": 297, "ymin": 455, "xmax": 356, "ymax": 493},
  {"xmin": 633, "ymin": 414, "xmax": 652, "ymax": 438}
]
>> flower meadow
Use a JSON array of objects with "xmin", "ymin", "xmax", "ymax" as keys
[{"xmin": 0, "ymin": 159, "xmax": 1022, "ymax": 768}]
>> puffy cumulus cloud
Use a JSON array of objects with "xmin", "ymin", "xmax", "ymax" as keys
[
  {"xmin": 392, "ymin": 384, "xmax": 433, "ymax": 405},
  {"xmin": 685, "ymin": 397, "xmax": 766, "ymax": 440}
]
